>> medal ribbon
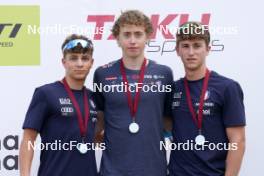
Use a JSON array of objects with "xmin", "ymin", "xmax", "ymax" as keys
[
  {"xmin": 183, "ymin": 69, "xmax": 211, "ymax": 132},
  {"xmin": 120, "ymin": 58, "xmax": 147, "ymax": 121},
  {"xmin": 62, "ymin": 78, "xmax": 90, "ymax": 140}
]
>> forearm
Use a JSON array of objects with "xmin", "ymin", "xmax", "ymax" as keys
[
  {"xmin": 19, "ymin": 129, "xmax": 37, "ymax": 176},
  {"xmin": 163, "ymin": 116, "xmax": 172, "ymax": 132},
  {"xmin": 94, "ymin": 111, "xmax": 105, "ymax": 144},
  {"xmin": 19, "ymin": 139, "xmax": 35, "ymax": 176},
  {"xmin": 225, "ymin": 140, "xmax": 245, "ymax": 176}
]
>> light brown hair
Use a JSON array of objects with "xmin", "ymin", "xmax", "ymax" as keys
[{"xmin": 112, "ymin": 10, "xmax": 153, "ymax": 37}]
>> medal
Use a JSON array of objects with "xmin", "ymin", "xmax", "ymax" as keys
[
  {"xmin": 129, "ymin": 122, "xmax": 140, "ymax": 133},
  {"xmin": 62, "ymin": 78, "xmax": 90, "ymax": 153},
  {"xmin": 120, "ymin": 58, "xmax": 147, "ymax": 134},
  {"xmin": 77, "ymin": 142, "xmax": 88, "ymax": 154},
  {"xmin": 184, "ymin": 69, "xmax": 211, "ymax": 145},
  {"xmin": 195, "ymin": 134, "xmax": 206, "ymax": 145}
]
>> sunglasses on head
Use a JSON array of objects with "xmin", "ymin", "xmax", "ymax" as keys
[{"xmin": 62, "ymin": 39, "xmax": 93, "ymax": 52}]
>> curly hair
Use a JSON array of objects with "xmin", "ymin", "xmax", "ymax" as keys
[{"xmin": 111, "ymin": 10, "xmax": 153, "ymax": 37}]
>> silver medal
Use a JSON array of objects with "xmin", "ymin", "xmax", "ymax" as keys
[
  {"xmin": 129, "ymin": 122, "xmax": 139, "ymax": 133},
  {"xmin": 195, "ymin": 134, "xmax": 206, "ymax": 145},
  {"xmin": 77, "ymin": 143, "xmax": 88, "ymax": 154}
]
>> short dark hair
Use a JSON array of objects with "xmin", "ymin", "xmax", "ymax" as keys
[{"xmin": 176, "ymin": 21, "xmax": 210, "ymax": 47}]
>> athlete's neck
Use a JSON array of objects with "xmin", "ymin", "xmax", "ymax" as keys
[
  {"xmin": 64, "ymin": 76, "xmax": 85, "ymax": 90},
  {"xmin": 185, "ymin": 65, "xmax": 207, "ymax": 81},
  {"xmin": 122, "ymin": 55, "xmax": 147, "ymax": 70}
]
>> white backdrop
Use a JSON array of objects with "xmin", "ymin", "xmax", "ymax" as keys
[{"xmin": 0, "ymin": 0, "xmax": 263, "ymax": 175}]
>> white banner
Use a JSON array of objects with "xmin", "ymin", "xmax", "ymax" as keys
[{"xmin": 0, "ymin": 0, "xmax": 263, "ymax": 175}]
